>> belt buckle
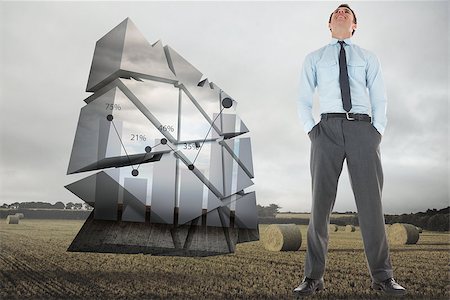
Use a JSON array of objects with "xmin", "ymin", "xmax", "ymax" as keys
[{"xmin": 345, "ymin": 112, "xmax": 355, "ymax": 121}]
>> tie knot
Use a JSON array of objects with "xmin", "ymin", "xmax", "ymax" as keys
[{"xmin": 338, "ymin": 41, "xmax": 346, "ymax": 47}]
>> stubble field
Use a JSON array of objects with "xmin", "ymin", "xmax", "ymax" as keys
[{"xmin": 0, "ymin": 220, "xmax": 449, "ymax": 299}]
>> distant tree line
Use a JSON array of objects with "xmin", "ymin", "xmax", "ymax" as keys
[
  {"xmin": 2, "ymin": 202, "xmax": 448, "ymax": 231},
  {"xmin": 259, "ymin": 206, "xmax": 449, "ymax": 232},
  {"xmin": 1, "ymin": 201, "xmax": 92, "ymax": 210},
  {"xmin": 384, "ymin": 207, "xmax": 449, "ymax": 232},
  {"xmin": 257, "ymin": 204, "xmax": 281, "ymax": 218}
]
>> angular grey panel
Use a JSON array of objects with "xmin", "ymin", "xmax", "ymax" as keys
[
  {"xmin": 76, "ymin": 151, "xmax": 166, "ymax": 173},
  {"xmin": 208, "ymin": 140, "xmax": 224, "ymax": 196},
  {"xmin": 118, "ymin": 79, "xmax": 177, "ymax": 144},
  {"xmin": 178, "ymin": 90, "xmax": 214, "ymax": 141},
  {"xmin": 87, "ymin": 18, "xmax": 176, "ymax": 92},
  {"xmin": 151, "ymin": 153, "xmax": 176, "ymax": 224},
  {"xmin": 234, "ymin": 192, "xmax": 258, "ymax": 229},
  {"xmin": 186, "ymin": 78, "xmax": 221, "ymax": 126},
  {"xmin": 205, "ymin": 193, "xmax": 244, "ymax": 228},
  {"xmin": 67, "ymin": 18, "xmax": 258, "ymax": 256},
  {"xmin": 239, "ymin": 120, "xmax": 249, "ymax": 135},
  {"xmin": 120, "ymin": 78, "xmax": 179, "ymax": 140},
  {"xmin": 122, "ymin": 178, "xmax": 147, "ymax": 222},
  {"xmin": 94, "ymin": 169, "xmax": 120, "ymax": 221},
  {"xmin": 98, "ymin": 115, "xmax": 120, "ymax": 162},
  {"xmin": 177, "ymin": 181, "xmax": 223, "ymax": 228},
  {"xmin": 86, "ymin": 19, "xmax": 126, "ymax": 92},
  {"xmin": 67, "ymin": 88, "xmax": 117, "ymax": 174},
  {"xmin": 173, "ymin": 150, "xmax": 222, "ymax": 198},
  {"xmin": 217, "ymin": 114, "xmax": 249, "ymax": 139},
  {"xmin": 222, "ymin": 145, "xmax": 254, "ymax": 198},
  {"xmin": 65, "ymin": 173, "xmax": 97, "ymax": 207},
  {"xmin": 68, "ymin": 86, "xmax": 165, "ymax": 174},
  {"xmin": 120, "ymin": 31, "xmax": 176, "ymax": 81},
  {"xmin": 221, "ymin": 137, "xmax": 254, "ymax": 178},
  {"xmin": 237, "ymin": 138, "xmax": 254, "ymax": 177},
  {"xmin": 237, "ymin": 163, "xmax": 254, "ymax": 192},
  {"xmin": 108, "ymin": 87, "xmax": 167, "ymax": 156},
  {"xmin": 205, "ymin": 208, "xmax": 222, "ymax": 227},
  {"xmin": 206, "ymin": 206, "xmax": 231, "ymax": 228},
  {"xmin": 178, "ymin": 167, "xmax": 203, "ymax": 225},
  {"xmin": 164, "ymin": 46, "xmax": 202, "ymax": 86}
]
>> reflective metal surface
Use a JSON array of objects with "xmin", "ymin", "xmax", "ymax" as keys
[
  {"xmin": 217, "ymin": 113, "xmax": 249, "ymax": 139},
  {"xmin": 178, "ymin": 166, "xmax": 203, "ymax": 225},
  {"xmin": 94, "ymin": 169, "xmax": 120, "ymax": 221},
  {"xmin": 234, "ymin": 192, "xmax": 258, "ymax": 229},
  {"xmin": 122, "ymin": 177, "xmax": 147, "ymax": 222},
  {"xmin": 66, "ymin": 18, "xmax": 258, "ymax": 255},
  {"xmin": 220, "ymin": 137, "xmax": 254, "ymax": 178},
  {"xmin": 222, "ymin": 144, "xmax": 254, "ymax": 198},
  {"xmin": 150, "ymin": 153, "xmax": 176, "ymax": 224},
  {"xmin": 87, "ymin": 18, "xmax": 176, "ymax": 92}
]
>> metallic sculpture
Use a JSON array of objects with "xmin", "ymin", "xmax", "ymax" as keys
[{"xmin": 66, "ymin": 18, "xmax": 258, "ymax": 256}]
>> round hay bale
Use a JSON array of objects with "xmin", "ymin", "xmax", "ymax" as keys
[
  {"xmin": 15, "ymin": 213, "xmax": 24, "ymax": 219},
  {"xmin": 345, "ymin": 225, "xmax": 355, "ymax": 232},
  {"xmin": 6, "ymin": 215, "xmax": 19, "ymax": 224},
  {"xmin": 388, "ymin": 223, "xmax": 419, "ymax": 245},
  {"xmin": 262, "ymin": 224, "xmax": 302, "ymax": 251},
  {"xmin": 416, "ymin": 226, "xmax": 423, "ymax": 233},
  {"xmin": 328, "ymin": 224, "xmax": 338, "ymax": 232}
]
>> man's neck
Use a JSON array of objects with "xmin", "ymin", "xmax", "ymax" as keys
[{"xmin": 331, "ymin": 31, "xmax": 352, "ymax": 41}]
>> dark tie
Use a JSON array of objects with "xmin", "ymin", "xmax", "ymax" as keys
[{"xmin": 338, "ymin": 41, "xmax": 352, "ymax": 112}]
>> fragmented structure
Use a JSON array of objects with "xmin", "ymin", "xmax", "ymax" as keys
[{"xmin": 66, "ymin": 18, "xmax": 258, "ymax": 256}]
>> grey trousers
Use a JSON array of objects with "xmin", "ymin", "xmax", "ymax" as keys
[{"xmin": 304, "ymin": 116, "xmax": 394, "ymax": 282}]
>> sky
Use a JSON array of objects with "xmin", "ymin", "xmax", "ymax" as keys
[{"xmin": 0, "ymin": 1, "xmax": 448, "ymax": 214}]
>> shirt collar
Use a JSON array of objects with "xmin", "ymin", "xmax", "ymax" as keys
[{"xmin": 329, "ymin": 37, "xmax": 353, "ymax": 45}]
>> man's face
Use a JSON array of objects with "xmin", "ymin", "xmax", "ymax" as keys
[{"xmin": 328, "ymin": 6, "xmax": 357, "ymax": 35}]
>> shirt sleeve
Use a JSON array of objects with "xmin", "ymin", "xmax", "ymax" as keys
[
  {"xmin": 366, "ymin": 52, "xmax": 388, "ymax": 135},
  {"xmin": 298, "ymin": 53, "xmax": 317, "ymax": 134}
]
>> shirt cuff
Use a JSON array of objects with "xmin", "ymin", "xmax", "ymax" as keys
[
  {"xmin": 304, "ymin": 121, "xmax": 316, "ymax": 134},
  {"xmin": 372, "ymin": 122, "xmax": 385, "ymax": 135}
]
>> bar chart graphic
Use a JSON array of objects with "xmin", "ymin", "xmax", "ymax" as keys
[{"xmin": 65, "ymin": 18, "xmax": 258, "ymax": 256}]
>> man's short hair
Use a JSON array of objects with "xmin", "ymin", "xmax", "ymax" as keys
[{"xmin": 329, "ymin": 3, "xmax": 357, "ymax": 36}]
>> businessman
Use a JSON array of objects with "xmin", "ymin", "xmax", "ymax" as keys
[{"xmin": 294, "ymin": 4, "xmax": 406, "ymax": 297}]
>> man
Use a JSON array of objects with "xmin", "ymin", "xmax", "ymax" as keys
[{"xmin": 294, "ymin": 4, "xmax": 407, "ymax": 297}]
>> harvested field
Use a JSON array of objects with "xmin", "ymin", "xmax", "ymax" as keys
[{"xmin": 0, "ymin": 220, "xmax": 449, "ymax": 299}]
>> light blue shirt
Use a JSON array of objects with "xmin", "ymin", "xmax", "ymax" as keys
[{"xmin": 298, "ymin": 38, "xmax": 387, "ymax": 135}]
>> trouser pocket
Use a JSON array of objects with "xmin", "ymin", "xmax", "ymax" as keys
[{"xmin": 308, "ymin": 122, "xmax": 321, "ymax": 141}]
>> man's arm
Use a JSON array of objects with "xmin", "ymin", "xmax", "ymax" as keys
[
  {"xmin": 366, "ymin": 52, "xmax": 388, "ymax": 135},
  {"xmin": 298, "ymin": 53, "xmax": 317, "ymax": 134}
]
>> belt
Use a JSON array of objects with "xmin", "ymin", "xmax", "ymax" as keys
[{"xmin": 321, "ymin": 113, "xmax": 371, "ymax": 122}]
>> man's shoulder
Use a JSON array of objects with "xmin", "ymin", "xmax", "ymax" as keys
[
  {"xmin": 351, "ymin": 43, "xmax": 378, "ymax": 60},
  {"xmin": 304, "ymin": 45, "xmax": 329, "ymax": 62},
  {"xmin": 307, "ymin": 44, "xmax": 329, "ymax": 56}
]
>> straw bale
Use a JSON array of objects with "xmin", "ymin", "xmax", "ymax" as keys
[
  {"xmin": 6, "ymin": 215, "xmax": 19, "ymax": 224},
  {"xmin": 388, "ymin": 223, "xmax": 420, "ymax": 245},
  {"xmin": 345, "ymin": 225, "xmax": 355, "ymax": 232},
  {"xmin": 262, "ymin": 224, "xmax": 302, "ymax": 251},
  {"xmin": 328, "ymin": 224, "xmax": 338, "ymax": 232}
]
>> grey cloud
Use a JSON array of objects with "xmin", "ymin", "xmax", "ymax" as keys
[{"xmin": 0, "ymin": 1, "xmax": 448, "ymax": 215}]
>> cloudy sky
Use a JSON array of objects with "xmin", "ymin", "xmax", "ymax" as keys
[{"xmin": 0, "ymin": 1, "xmax": 448, "ymax": 214}]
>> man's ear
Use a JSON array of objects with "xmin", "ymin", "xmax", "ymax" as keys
[
  {"xmin": 352, "ymin": 23, "xmax": 357, "ymax": 31},
  {"xmin": 328, "ymin": 22, "xmax": 332, "ymax": 32}
]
